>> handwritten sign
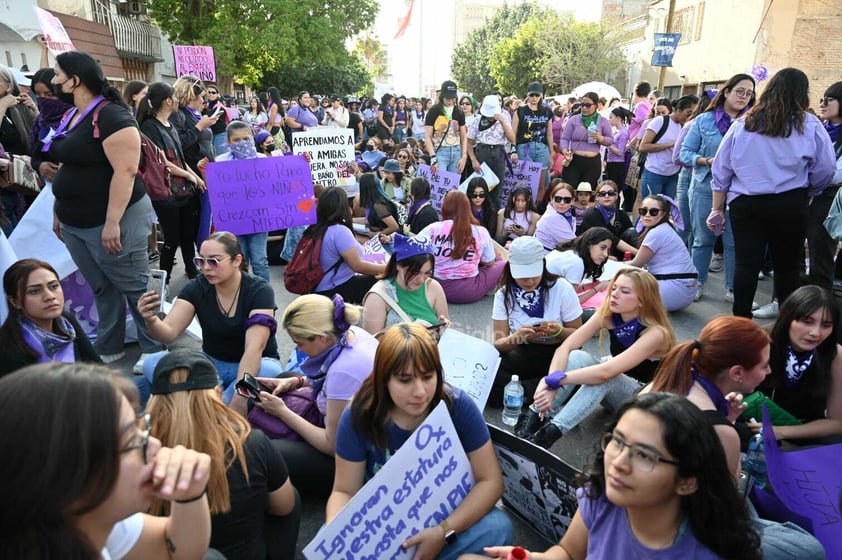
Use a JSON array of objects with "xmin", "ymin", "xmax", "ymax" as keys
[
  {"xmin": 291, "ymin": 128, "xmax": 356, "ymax": 188},
  {"xmin": 204, "ymin": 156, "xmax": 316, "ymax": 236},
  {"xmin": 34, "ymin": 7, "xmax": 74, "ymax": 56},
  {"xmin": 417, "ymin": 164, "xmax": 461, "ymax": 215},
  {"xmin": 438, "ymin": 329, "xmax": 500, "ymax": 411},
  {"xmin": 458, "ymin": 162, "xmax": 500, "ymax": 192},
  {"xmin": 490, "ymin": 425, "xmax": 581, "ymax": 545},
  {"xmin": 172, "ymin": 45, "xmax": 217, "ymax": 83},
  {"xmin": 360, "ymin": 235, "xmax": 390, "ymax": 264},
  {"xmin": 501, "ymin": 160, "xmax": 542, "ymax": 204},
  {"xmin": 303, "ymin": 402, "xmax": 474, "ymax": 559}
]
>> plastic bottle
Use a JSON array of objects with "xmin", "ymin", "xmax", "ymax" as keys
[
  {"xmin": 502, "ymin": 375, "xmax": 524, "ymax": 426},
  {"xmin": 587, "ymin": 122, "xmax": 598, "ymax": 143},
  {"xmin": 623, "ymin": 251, "xmax": 633, "ymax": 262},
  {"xmin": 743, "ymin": 428, "xmax": 767, "ymax": 489}
]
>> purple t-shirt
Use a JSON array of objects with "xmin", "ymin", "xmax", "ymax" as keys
[
  {"xmin": 535, "ymin": 206, "xmax": 577, "ymax": 253},
  {"xmin": 315, "ymin": 326, "xmax": 377, "ymax": 415},
  {"xmin": 287, "ymin": 104, "xmax": 319, "ymax": 129},
  {"xmin": 641, "ymin": 223, "xmax": 697, "ymax": 277},
  {"xmin": 577, "ymin": 488, "xmax": 721, "ymax": 559},
  {"xmin": 315, "ymin": 224, "xmax": 360, "ymax": 291}
]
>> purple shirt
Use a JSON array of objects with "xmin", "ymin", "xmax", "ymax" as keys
[
  {"xmin": 316, "ymin": 326, "xmax": 377, "ymax": 415},
  {"xmin": 672, "ymin": 119, "xmax": 694, "ymax": 168},
  {"xmin": 315, "ymin": 224, "xmax": 360, "ymax": 291},
  {"xmin": 711, "ymin": 113, "xmax": 836, "ymax": 203},
  {"xmin": 535, "ymin": 206, "xmax": 577, "ymax": 253},
  {"xmin": 287, "ymin": 104, "xmax": 319, "ymax": 130},
  {"xmin": 607, "ymin": 125, "xmax": 629, "ymax": 163},
  {"xmin": 628, "ymin": 101, "xmax": 651, "ymax": 141},
  {"xmin": 561, "ymin": 114, "xmax": 614, "ymax": 154},
  {"xmin": 641, "ymin": 223, "xmax": 697, "ymax": 276}
]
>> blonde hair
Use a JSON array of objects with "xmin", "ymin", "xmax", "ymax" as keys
[
  {"xmin": 282, "ymin": 294, "xmax": 362, "ymax": 340},
  {"xmin": 146, "ymin": 368, "xmax": 250, "ymax": 515},
  {"xmin": 172, "ymin": 75, "xmax": 204, "ymax": 107}
]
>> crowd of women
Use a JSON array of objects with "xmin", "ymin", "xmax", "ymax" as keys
[{"xmin": 0, "ymin": 51, "xmax": 840, "ymax": 558}]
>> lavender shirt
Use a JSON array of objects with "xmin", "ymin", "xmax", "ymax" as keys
[
  {"xmin": 316, "ymin": 326, "xmax": 378, "ymax": 415},
  {"xmin": 535, "ymin": 205, "xmax": 577, "ymax": 253},
  {"xmin": 641, "ymin": 223, "xmax": 697, "ymax": 276},
  {"xmin": 643, "ymin": 116, "xmax": 682, "ymax": 176},
  {"xmin": 561, "ymin": 114, "xmax": 614, "ymax": 154},
  {"xmin": 628, "ymin": 101, "xmax": 651, "ymax": 141},
  {"xmin": 607, "ymin": 125, "xmax": 629, "ymax": 163},
  {"xmin": 315, "ymin": 224, "xmax": 360, "ymax": 291},
  {"xmin": 711, "ymin": 113, "xmax": 836, "ymax": 203}
]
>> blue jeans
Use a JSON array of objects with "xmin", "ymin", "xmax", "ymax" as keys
[
  {"xmin": 640, "ymin": 168, "xmax": 679, "ymax": 200},
  {"xmin": 516, "ymin": 141, "xmax": 550, "ymax": 170},
  {"xmin": 239, "ymin": 232, "xmax": 269, "ymax": 282},
  {"xmin": 212, "ymin": 132, "xmax": 229, "ymax": 157},
  {"xmin": 438, "ymin": 508, "xmax": 513, "ymax": 560},
  {"xmin": 280, "ymin": 225, "xmax": 305, "ymax": 262},
  {"xmin": 676, "ymin": 168, "xmax": 692, "ymax": 247},
  {"xmin": 689, "ymin": 181, "xmax": 735, "ymax": 288},
  {"xmin": 394, "ymin": 126, "xmax": 407, "ymax": 143},
  {"xmin": 436, "ymin": 145, "xmax": 462, "ymax": 174}
]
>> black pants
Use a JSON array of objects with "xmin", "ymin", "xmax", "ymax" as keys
[
  {"xmin": 490, "ymin": 342, "xmax": 560, "ymax": 406},
  {"xmin": 562, "ymin": 153, "xmax": 602, "ymax": 190},
  {"xmin": 316, "ymin": 273, "xmax": 377, "ymax": 304},
  {"xmin": 474, "ymin": 143, "xmax": 508, "ymax": 211},
  {"xmin": 271, "ymin": 439, "xmax": 335, "ymax": 498},
  {"xmin": 152, "ymin": 198, "xmax": 199, "ymax": 279},
  {"xmin": 729, "ymin": 189, "xmax": 808, "ymax": 317},
  {"xmin": 264, "ymin": 490, "xmax": 301, "ymax": 560},
  {"xmin": 807, "ymin": 185, "xmax": 839, "ymax": 289},
  {"xmin": 604, "ymin": 161, "xmax": 627, "ymax": 193}
]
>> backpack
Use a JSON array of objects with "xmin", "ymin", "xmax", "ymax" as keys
[
  {"xmin": 92, "ymin": 101, "xmax": 172, "ymax": 201},
  {"xmin": 283, "ymin": 233, "xmax": 343, "ymax": 295},
  {"xmin": 636, "ymin": 115, "xmax": 671, "ymax": 170}
]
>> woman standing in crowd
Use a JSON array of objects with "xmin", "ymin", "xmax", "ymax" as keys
[
  {"xmin": 285, "ymin": 91, "xmax": 319, "ymax": 133},
  {"xmin": 47, "ymin": 51, "xmax": 160, "ymax": 364},
  {"xmin": 512, "ymin": 82, "xmax": 554, "ymax": 194},
  {"xmin": 519, "ymin": 269, "xmax": 675, "ymax": 449},
  {"xmin": 376, "ymin": 93, "xmax": 395, "ymax": 141},
  {"xmin": 425, "ymin": 80, "xmax": 467, "ymax": 174},
  {"xmin": 356, "ymin": 172, "xmax": 400, "ymax": 235},
  {"xmin": 410, "ymin": 97, "xmax": 427, "ymax": 142},
  {"xmin": 243, "ymin": 97, "xmax": 268, "ymax": 132},
  {"xmin": 121, "ymin": 80, "xmax": 147, "ymax": 116},
  {"xmin": 0, "ymin": 64, "xmax": 37, "ymax": 234},
  {"xmin": 266, "ymin": 86, "xmax": 284, "ymax": 136},
  {"xmin": 604, "ymin": 107, "xmax": 632, "ymax": 202},
  {"xmin": 170, "ymin": 74, "xmax": 220, "ymax": 185},
  {"xmin": 535, "ymin": 181, "xmax": 578, "ymax": 253},
  {"xmin": 405, "ymin": 176, "xmax": 438, "ymax": 234},
  {"xmin": 546, "ymin": 227, "xmax": 614, "ymax": 305},
  {"xmin": 673, "ymin": 92, "xmax": 715, "ymax": 247},
  {"xmin": 28, "ymin": 67, "xmax": 72, "ymax": 184},
  {"xmin": 467, "ymin": 94, "xmax": 516, "ymax": 211},
  {"xmin": 394, "ymin": 97, "xmax": 408, "ymax": 143},
  {"xmin": 362, "ymin": 234, "xmax": 449, "ymax": 334},
  {"xmin": 679, "ymin": 74, "xmax": 755, "ymax": 303},
  {"xmin": 205, "ymin": 84, "xmax": 229, "ymax": 157},
  {"xmin": 467, "ymin": 176, "xmax": 497, "ymax": 237},
  {"xmin": 579, "ymin": 180, "xmax": 638, "ymax": 259},
  {"xmin": 0, "ymin": 259, "xmax": 99, "ymax": 375},
  {"xmin": 137, "ymin": 82, "xmax": 204, "ymax": 282},
  {"xmin": 474, "ymin": 393, "xmax": 761, "ymax": 560},
  {"xmin": 627, "ymin": 195, "xmax": 698, "ymax": 311},
  {"xmin": 495, "ymin": 187, "xmax": 538, "ymax": 246},
  {"xmin": 417, "ymin": 190, "xmax": 504, "ymax": 304},
  {"xmin": 711, "ymin": 68, "xmax": 836, "ymax": 318},
  {"xmin": 328, "ymin": 323, "xmax": 513, "ymax": 560},
  {"xmin": 137, "ymin": 231, "xmax": 283, "ymax": 407},
  {"xmin": 492, "ymin": 236, "xmax": 583, "ymax": 403},
  {"xmin": 559, "ymin": 91, "xmax": 614, "ymax": 190},
  {"xmin": 638, "ymin": 95, "xmax": 698, "ymax": 199},
  {"xmin": 0, "ymin": 362, "xmax": 213, "ymax": 559},
  {"xmin": 147, "ymin": 350, "xmax": 300, "ymax": 560},
  {"xmin": 309, "ymin": 186, "xmax": 385, "ymax": 303}
]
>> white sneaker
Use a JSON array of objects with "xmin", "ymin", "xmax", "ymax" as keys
[
  {"xmin": 99, "ymin": 351, "xmax": 126, "ymax": 364},
  {"xmin": 694, "ymin": 284, "xmax": 704, "ymax": 302},
  {"xmin": 709, "ymin": 255, "xmax": 724, "ymax": 273},
  {"xmin": 133, "ymin": 353, "xmax": 154, "ymax": 375},
  {"xmin": 753, "ymin": 300, "xmax": 779, "ymax": 319}
]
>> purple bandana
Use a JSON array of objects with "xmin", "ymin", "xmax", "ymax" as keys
[
  {"xmin": 184, "ymin": 106, "xmax": 203, "ymax": 123},
  {"xmin": 612, "ymin": 313, "xmax": 643, "ymax": 350},
  {"xmin": 713, "ymin": 106, "xmax": 733, "ymax": 136},
  {"xmin": 300, "ymin": 334, "xmax": 348, "ymax": 395},
  {"xmin": 407, "ymin": 198, "xmax": 430, "ymax": 219},
  {"xmin": 41, "ymin": 95, "xmax": 105, "ymax": 152},
  {"xmin": 691, "ymin": 365, "xmax": 728, "ymax": 417},
  {"xmin": 596, "ymin": 203, "xmax": 616, "ymax": 225},
  {"xmin": 825, "ymin": 121, "xmax": 842, "ymax": 144},
  {"xmin": 19, "ymin": 315, "xmax": 76, "ymax": 363},
  {"xmin": 512, "ymin": 285, "xmax": 545, "ymax": 318},
  {"xmin": 784, "ymin": 344, "xmax": 814, "ymax": 387}
]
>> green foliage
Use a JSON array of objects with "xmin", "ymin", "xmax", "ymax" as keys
[
  {"xmin": 257, "ymin": 55, "xmax": 372, "ymax": 98},
  {"xmin": 353, "ymin": 35, "xmax": 388, "ymax": 81},
  {"xmin": 489, "ymin": 18, "xmax": 543, "ymax": 96}
]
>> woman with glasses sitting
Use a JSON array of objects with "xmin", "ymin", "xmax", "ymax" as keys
[
  {"xmin": 579, "ymin": 180, "xmax": 639, "ymax": 260},
  {"xmin": 535, "ymin": 180, "xmax": 578, "ymax": 253},
  {"xmin": 136, "ymin": 231, "xmax": 283, "ymax": 410},
  {"xmin": 467, "ymin": 176, "xmax": 497, "ymax": 237}
]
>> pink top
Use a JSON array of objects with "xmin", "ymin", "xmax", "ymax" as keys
[{"xmin": 417, "ymin": 220, "xmax": 496, "ymax": 280}]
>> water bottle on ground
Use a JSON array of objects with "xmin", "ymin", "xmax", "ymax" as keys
[
  {"xmin": 587, "ymin": 122, "xmax": 598, "ymax": 144},
  {"xmin": 743, "ymin": 427, "xmax": 768, "ymax": 489},
  {"xmin": 502, "ymin": 375, "xmax": 524, "ymax": 426}
]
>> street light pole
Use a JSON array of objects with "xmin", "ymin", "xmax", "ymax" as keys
[{"xmin": 657, "ymin": 0, "xmax": 676, "ymax": 93}]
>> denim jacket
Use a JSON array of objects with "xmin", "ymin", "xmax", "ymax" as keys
[{"xmin": 678, "ymin": 111, "xmax": 721, "ymax": 189}]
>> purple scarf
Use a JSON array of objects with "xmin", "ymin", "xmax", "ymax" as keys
[
  {"xmin": 29, "ymin": 96, "xmax": 73, "ymax": 157},
  {"xmin": 512, "ymin": 285, "xmax": 545, "ymax": 318},
  {"xmin": 184, "ymin": 106, "xmax": 203, "ymax": 123},
  {"xmin": 228, "ymin": 139, "xmax": 258, "ymax": 160},
  {"xmin": 825, "ymin": 121, "xmax": 842, "ymax": 144},
  {"xmin": 691, "ymin": 365, "xmax": 728, "ymax": 417},
  {"xmin": 612, "ymin": 314, "xmax": 644, "ymax": 350},
  {"xmin": 300, "ymin": 334, "xmax": 349, "ymax": 395},
  {"xmin": 19, "ymin": 315, "xmax": 76, "ymax": 363},
  {"xmin": 407, "ymin": 198, "xmax": 430, "ymax": 219},
  {"xmin": 784, "ymin": 344, "xmax": 814, "ymax": 387},
  {"xmin": 596, "ymin": 203, "xmax": 616, "ymax": 225},
  {"xmin": 472, "ymin": 207, "xmax": 485, "ymax": 223},
  {"xmin": 713, "ymin": 106, "xmax": 733, "ymax": 136},
  {"xmin": 560, "ymin": 209, "xmax": 575, "ymax": 230}
]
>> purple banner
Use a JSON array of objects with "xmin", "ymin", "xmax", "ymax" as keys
[
  {"xmin": 172, "ymin": 45, "xmax": 216, "ymax": 82},
  {"xmin": 417, "ymin": 164, "xmax": 461, "ymax": 215},
  {"xmin": 501, "ymin": 160, "xmax": 542, "ymax": 204},
  {"xmin": 360, "ymin": 235, "xmax": 390, "ymax": 264},
  {"xmin": 205, "ymin": 156, "xmax": 316, "ymax": 236}
]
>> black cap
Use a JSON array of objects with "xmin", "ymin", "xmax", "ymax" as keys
[
  {"xmin": 441, "ymin": 80, "xmax": 458, "ymax": 99},
  {"xmin": 527, "ymin": 82, "xmax": 544, "ymax": 95},
  {"xmin": 329, "ymin": 94, "xmax": 341, "ymax": 102},
  {"xmin": 151, "ymin": 349, "xmax": 219, "ymax": 395}
]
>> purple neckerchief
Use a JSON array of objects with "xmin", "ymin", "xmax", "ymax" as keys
[
  {"xmin": 30, "ymin": 96, "xmax": 73, "ymax": 157},
  {"xmin": 691, "ymin": 365, "xmax": 728, "ymax": 417},
  {"xmin": 184, "ymin": 106, "xmax": 202, "ymax": 123},
  {"xmin": 611, "ymin": 313, "xmax": 643, "ymax": 349},
  {"xmin": 300, "ymin": 334, "xmax": 349, "ymax": 395},
  {"xmin": 407, "ymin": 198, "xmax": 430, "ymax": 219},
  {"xmin": 41, "ymin": 95, "xmax": 105, "ymax": 152},
  {"xmin": 825, "ymin": 121, "xmax": 842, "ymax": 144},
  {"xmin": 512, "ymin": 285, "xmax": 545, "ymax": 318},
  {"xmin": 714, "ymin": 106, "xmax": 733, "ymax": 136},
  {"xmin": 560, "ymin": 209, "xmax": 575, "ymax": 230},
  {"xmin": 472, "ymin": 207, "xmax": 484, "ymax": 223},
  {"xmin": 19, "ymin": 315, "xmax": 76, "ymax": 363},
  {"xmin": 596, "ymin": 203, "xmax": 616, "ymax": 225}
]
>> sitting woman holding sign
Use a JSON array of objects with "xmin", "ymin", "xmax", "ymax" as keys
[{"xmin": 327, "ymin": 323, "xmax": 513, "ymax": 560}]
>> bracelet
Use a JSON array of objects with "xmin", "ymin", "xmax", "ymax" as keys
[
  {"xmin": 545, "ymin": 370, "xmax": 568, "ymax": 390},
  {"xmin": 174, "ymin": 488, "xmax": 207, "ymax": 504},
  {"xmin": 551, "ymin": 325, "xmax": 564, "ymax": 337},
  {"xmin": 295, "ymin": 374, "xmax": 305, "ymax": 389}
]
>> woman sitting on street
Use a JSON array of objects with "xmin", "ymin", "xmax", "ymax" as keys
[
  {"xmin": 495, "ymin": 187, "xmax": 539, "ymax": 246},
  {"xmin": 535, "ymin": 181, "xmax": 578, "ymax": 253},
  {"xmin": 578, "ymin": 180, "xmax": 638, "ymax": 259}
]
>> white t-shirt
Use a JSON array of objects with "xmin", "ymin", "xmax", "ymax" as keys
[
  {"xmin": 492, "ymin": 277, "xmax": 582, "ymax": 334},
  {"xmin": 643, "ymin": 116, "xmax": 682, "ymax": 176},
  {"xmin": 545, "ymin": 250, "xmax": 586, "ymax": 286},
  {"xmin": 102, "ymin": 513, "xmax": 143, "ymax": 560}
]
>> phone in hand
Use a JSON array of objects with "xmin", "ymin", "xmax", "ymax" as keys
[
  {"xmin": 235, "ymin": 373, "xmax": 272, "ymax": 402},
  {"xmin": 147, "ymin": 269, "xmax": 167, "ymax": 311},
  {"xmin": 708, "ymin": 212, "xmax": 726, "ymax": 236},
  {"xmin": 211, "ymin": 106, "xmax": 225, "ymax": 119}
]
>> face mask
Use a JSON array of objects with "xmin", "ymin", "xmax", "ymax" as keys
[
  {"xmin": 52, "ymin": 80, "xmax": 75, "ymax": 105},
  {"xmin": 264, "ymin": 143, "xmax": 275, "ymax": 152},
  {"xmin": 367, "ymin": 143, "xmax": 375, "ymax": 151}
]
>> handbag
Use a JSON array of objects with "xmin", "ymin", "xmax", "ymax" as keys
[
  {"xmin": 247, "ymin": 386, "xmax": 325, "ymax": 441},
  {"xmin": 0, "ymin": 154, "xmax": 42, "ymax": 195}
]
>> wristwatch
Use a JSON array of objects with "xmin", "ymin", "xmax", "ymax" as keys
[{"xmin": 440, "ymin": 520, "xmax": 457, "ymax": 546}]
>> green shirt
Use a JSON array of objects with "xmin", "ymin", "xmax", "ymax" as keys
[{"xmin": 391, "ymin": 279, "xmax": 438, "ymax": 325}]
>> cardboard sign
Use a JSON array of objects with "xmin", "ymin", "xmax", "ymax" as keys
[
  {"xmin": 172, "ymin": 45, "xmax": 217, "ymax": 83},
  {"xmin": 501, "ymin": 160, "xmax": 542, "ymax": 204},
  {"xmin": 458, "ymin": 162, "xmax": 500, "ymax": 192},
  {"xmin": 416, "ymin": 164, "xmax": 461, "ymax": 215},
  {"xmin": 360, "ymin": 235, "xmax": 390, "ymax": 264},
  {"xmin": 303, "ymin": 402, "xmax": 475, "ymax": 559},
  {"xmin": 438, "ymin": 328, "xmax": 500, "ymax": 411},
  {"xmin": 291, "ymin": 128, "xmax": 356, "ymax": 188},
  {"xmin": 34, "ymin": 7, "xmax": 74, "ymax": 56},
  {"xmin": 489, "ymin": 425, "xmax": 581, "ymax": 545},
  {"xmin": 204, "ymin": 156, "xmax": 316, "ymax": 235}
]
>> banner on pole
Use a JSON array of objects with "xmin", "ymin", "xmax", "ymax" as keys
[{"xmin": 651, "ymin": 33, "xmax": 681, "ymax": 67}]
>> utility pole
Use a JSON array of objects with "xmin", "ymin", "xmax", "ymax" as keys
[{"xmin": 657, "ymin": 0, "xmax": 677, "ymax": 93}]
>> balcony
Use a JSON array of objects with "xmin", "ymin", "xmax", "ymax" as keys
[{"xmin": 110, "ymin": 12, "xmax": 162, "ymax": 62}]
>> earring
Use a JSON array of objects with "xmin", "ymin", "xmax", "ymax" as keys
[{"xmin": 737, "ymin": 378, "xmax": 743, "ymax": 384}]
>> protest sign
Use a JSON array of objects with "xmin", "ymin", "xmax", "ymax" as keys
[
  {"xmin": 417, "ymin": 164, "xmax": 461, "ymax": 215},
  {"xmin": 303, "ymin": 402, "xmax": 475, "ymax": 559},
  {"xmin": 172, "ymin": 45, "xmax": 216, "ymax": 82},
  {"xmin": 458, "ymin": 162, "xmax": 500, "ymax": 192},
  {"xmin": 291, "ymin": 128, "xmax": 356, "ymax": 188},
  {"xmin": 651, "ymin": 33, "xmax": 682, "ymax": 67},
  {"xmin": 501, "ymin": 160, "xmax": 542, "ymax": 203},
  {"xmin": 34, "ymin": 7, "xmax": 74, "ymax": 56},
  {"xmin": 360, "ymin": 235, "xmax": 390, "ymax": 264},
  {"xmin": 489, "ymin": 425, "xmax": 581, "ymax": 545},
  {"xmin": 205, "ymin": 156, "xmax": 316, "ymax": 236},
  {"xmin": 438, "ymin": 328, "xmax": 500, "ymax": 411}
]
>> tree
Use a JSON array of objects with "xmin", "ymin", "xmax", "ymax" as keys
[
  {"xmin": 488, "ymin": 18, "xmax": 543, "ymax": 96},
  {"xmin": 258, "ymin": 54, "xmax": 372, "ymax": 98},
  {"xmin": 353, "ymin": 34, "xmax": 387, "ymax": 81},
  {"xmin": 451, "ymin": 2, "xmax": 550, "ymax": 95}
]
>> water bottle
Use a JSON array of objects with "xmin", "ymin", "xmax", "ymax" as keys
[
  {"xmin": 743, "ymin": 429, "xmax": 768, "ymax": 489},
  {"xmin": 587, "ymin": 122, "xmax": 598, "ymax": 144},
  {"xmin": 623, "ymin": 251, "xmax": 633, "ymax": 261},
  {"xmin": 502, "ymin": 375, "xmax": 524, "ymax": 426}
]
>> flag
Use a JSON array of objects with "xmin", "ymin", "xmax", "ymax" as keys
[{"xmin": 394, "ymin": 0, "xmax": 415, "ymax": 40}]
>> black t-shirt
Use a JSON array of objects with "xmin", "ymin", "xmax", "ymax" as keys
[
  {"xmin": 377, "ymin": 105, "xmax": 394, "ymax": 139},
  {"xmin": 210, "ymin": 429, "xmax": 289, "ymax": 560},
  {"xmin": 170, "ymin": 108, "xmax": 215, "ymax": 172},
  {"xmin": 409, "ymin": 204, "xmax": 439, "ymax": 235},
  {"xmin": 368, "ymin": 199, "xmax": 399, "ymax": 231},
  {"xmin": 50, "ymin": 102, "xmax": 147, "ymax": 228},
  {"xmin": 424, "ymin": 104, "xmax": 465, "ymax": 149},
  {"xmin": 515, "ymin": 104, "xmax": 553, "ymax": 145},
  {"xmin": 178, "ymin": 274, "xmax": 279, "ymax": 362},
  {"xmin": 348, "ymin": 111, "xmax": 362, "ymax": 142},
  {"xmin": 580, "ymin": 207, "xmax": 635, "ymax": 239}
]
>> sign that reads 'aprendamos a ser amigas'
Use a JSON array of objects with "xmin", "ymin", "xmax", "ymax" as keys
[
  {"xmin": 303, "ymin": 402, "xmax": 475, "ymax": 560},
  {"xmin": 416, "ymin": 164, "xmax": 461, "ymax": 215},
  {"xmin": 172, "ymin": 45, "xmax": 217, "ymax": 83},
  {"xmin": 291, "ymin": 128, "xmax": 356, "ymax": 188},
  {"xmin": 204, "ymin": 156, "xmax": 316, "ymax": 236}
]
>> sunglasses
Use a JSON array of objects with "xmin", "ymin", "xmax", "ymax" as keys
[
  {"xmin": 638, "ymin": 207, "xmax": 662, "ymax": 217},
  {"xmin": 581, "ymin": 103, "xmax": 595, "ymax": 108},
  {"xmin": 553, "ymin": 196, "xmax": 573, "ymax": 204},
  {"xmin": 469, "ymin": 192, "xmax": 487, "ymax": 199},
  {"xmin": 192, "ymin": 256, "xmax": 232, "ymax": 268},
  {"xmin": 597, "ymin": 190, "xmax": 617, "ymax": 197},
  {"xmin": 397, "ymin": 154, "xmax": 409, "ymax": 159},
  {"xmin": 527, "ymin": 93, "xmax": 541, "ymax": 98},
  {"xmin": 460, "ymin": 101, "xmax": 472, "ymax": 106},
  {"xmin": 207, "ymin": 90, "xmax": 218, "ymax": 95},
  {"xmin": 821, "ymin": 96, "xmax": 837, "ymax": 106}
]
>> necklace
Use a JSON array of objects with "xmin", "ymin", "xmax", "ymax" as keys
[{"xmin": 215, "ymin": 280, "xmax": 242, "ymax": 317}]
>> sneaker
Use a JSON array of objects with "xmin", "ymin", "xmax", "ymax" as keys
[
  {"xmin": 709, "ymin": 255, "xmax": 724, "ymax": 273},
  {"xmin": 528, "ymin": 423, "xmax": 563, "ymax": 449},
  {"xmin": 694, "ymin": 283, "xmax": 704, "ymax": 302},
  {"xmin": 99, "ymin": 351, "xmax": 126, "ymax": 364},
  {"xmin": 834, "ymin": 279, "xmax": 842, "ymax": 293},
  {"xmin": 724, "ymin": 290, "xmax": 760, "ymax": 310},
  {"xmin": 133, "ymin": 353, "xmax": 154, "ymax": 375},
  {"xmin": 148, "ymin": 251, "xmax": 159, "ymax": 262},
  {"xmin": 753, "ymin": 300, "xmax": 779, "ymax": 319},
  {"xmin": 514, "ymin": 408, "xmax": 545, "ymax": 438},
  {"xmin": 757, "ymin": 271, "xmax": 766, "ymax": 281}
]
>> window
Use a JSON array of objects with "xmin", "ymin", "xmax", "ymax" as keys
[
  {"xmin": 695, "ymin": 2, "xmax": 705, "ymax": 41},
  {"xmin": 664, "ymin": 86, "xmax": 682, "ymax": 100},
  {"xmin": 670, "ymin": 7, "xmax": 695, "ymax": 45}
]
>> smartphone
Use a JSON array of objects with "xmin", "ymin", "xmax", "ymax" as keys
[
  {"xmin": 425, "ymin": 322, "xmax": 448, "ymax": 331},
  {"xmin": 235, "ymin": 373, "xmax": 272, "ymax": 402},
  {"xmin": 147, "ymin": 269, "xmax": 167, "ymax": 311},
  {"xmin": 708, "ymin": 212, "xmax": 725, "ymax": 236},
  {"xmin": 211, "ymin": 106, "xmax": 225, "ymax": 119}
]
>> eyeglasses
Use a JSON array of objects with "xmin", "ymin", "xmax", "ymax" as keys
[
  {"xmin": 121, "ymin": 414, "xmax": 151, "ymax": 465},
  {"xmin": 731, "ymin": 88, "xmax": 754, "ymax": 98},
  {"xmin": 581, "ymin": 103, "xmax": 595, "ymax": 108},
  {"xmin": 638, "ymin": 207, "xmax": 662, "ymax": 217},
  {"xmin": 397, "ymin": 154, "xmax": 409, "ymax": 159},
  {"xmin": 192, "ymin": 256, "xmax": 232, "ymax": 268},
  {"xmin": 207, "ymin": 90, "xmax": 218, "ymax": 95},
  {"xmin": 821, "ymin": 96, "xmax": 837, "ymax": 106},
  {"xmin": 597, "ymin": 190, "xmax": 617, "ymax": 197},
  {"xmin": 469, "ymin": 192, "xmax": 487, "ymax": 199},
  {"xmin": 553, "ymin": 196, "xmax": 573, "ymax": 204},
  {"xmin": 601, "ymin": 433, "xmax": 680, "ymax": 472}
]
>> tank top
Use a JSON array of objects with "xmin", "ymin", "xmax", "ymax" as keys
[{"xmin": 392, "ymin": 279, "xmax": 437, "ymax": 324}]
